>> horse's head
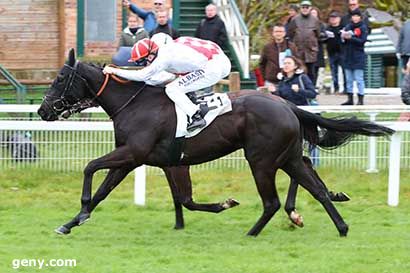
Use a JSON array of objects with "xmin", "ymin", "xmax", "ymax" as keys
[{"xmin": 38, "ymin": 49, "xmax": 96, "ymax": 121}]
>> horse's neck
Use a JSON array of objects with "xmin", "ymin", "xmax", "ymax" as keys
[
  {"xmin": 79, "ymin": 63, "xmax": 165, "ymax": 117},
  {"xmin": 100, "ymin": 81, "xmax": 168, "ymax": 118}
]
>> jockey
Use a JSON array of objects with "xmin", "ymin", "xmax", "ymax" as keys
[{"xmin": 103, "ymin": 33, "xmax": 231, "ymax": 132}]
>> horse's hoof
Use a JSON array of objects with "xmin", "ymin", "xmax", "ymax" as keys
[
  {"xmin": 174, "ymin": 225, "xmax": 184, "ymax": 230},
  {"xmin": 339, "ymin": 224, "xmax": 349, "ymax": 237},
  {"xmin": 289, "ymin": 210, "xmax": 304, "ymax": 228},
  {"xmin": 55, "ymin": 225, "xmax": 71, "ymax": 235},
  {"xmin": 330, "ymin": 191, "xmax": 351, "ymax": 202},
  {"xmin": 222, "ymin": 198, "xmax": 240, "ymax": 209},
  {"xmin": 78, "ymin": 213, "xmax": 90, "ymax": 226}
]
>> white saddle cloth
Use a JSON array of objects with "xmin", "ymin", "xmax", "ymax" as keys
[{"xmin": 175, "ymin": 93, "xmax": 232, "ymax": 138}]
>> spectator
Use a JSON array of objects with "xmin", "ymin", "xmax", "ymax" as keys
[
  {"xmin": 194, "ymin": 3, "xmax": 228, "ymax": 49},
  {"xmin": 112, "ymin": 14, "xmax": 149, "ymax": 66},
  {"xmin": 401, "ymin": 60, "xmax": 410, "ymax": 105},
  {"xmin": 310, "ymin": 7, "xmax": 327, "ymax": 89},
  {"xmin": 150, "ymin": 10, "xmax": 179, "ymax": 39},
  {"xmin": 341, "ymin": 0, "xmax": 371, "ymax": 33},
  {"xmin": 325, "ymin": 11, "xmax": 346, "ymax": 93},
  {"xmin": 259, "ymin": 23, "xmax": 298, "ymax": 92},
  {"xmin": 123, "ymin": 0, "xmax": 172, "ymax": 33},
  {"xmin": 397, "ymin": 19, "xmax": 410, "ymax": 72},
  {"xmin": 340, "ymin": 9, "xmax": 368, "ymax": 105},
  {"xmin": 274, "ymin": 56, "xmax": 317, "ymax": 106},
  {"xmin": 285, "ymin": 4, "xmax": 299, "ymax": 37},
  {"xmin": 287, "ymin": 0, "xmax": 321, "ymax": 84}
]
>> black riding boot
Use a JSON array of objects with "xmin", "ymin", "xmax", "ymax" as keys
[
  {"xmin": 341, "ymin": 93, "xmax": 353, "ymax": 105},
  {"xmin": 187, "ymin": 110, "xmax": 206, "ymax": 132},
  {"xmin": 357, "ymin": 94, "xmax": 364, "ymax": 105}
]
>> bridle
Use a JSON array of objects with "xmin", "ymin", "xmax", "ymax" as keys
[{"xmin": 45, "ymin": 63, "xmax": 145, "ymax": 119}]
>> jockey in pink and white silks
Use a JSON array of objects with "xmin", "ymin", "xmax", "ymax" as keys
[{"xmin": 103, "ymin": 33, "xmax": 231, "ymax": 132}]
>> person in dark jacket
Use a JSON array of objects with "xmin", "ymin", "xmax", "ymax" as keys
[
  {"xmin": 325, "ymin": 11, "xmax": 346, "ymax": 93},
  {"xmin": 310, "ymin": 7, "xmax": 327, "ymax": 88},
  {"xmin": 275, "ymin": 56, "xmax": 317, "ymax": 106},
  {"xmin": 287, "ymin": 0, "xmax": 321, "ymax": 84},
  {"xmin": 194, "ymin": 3, "xmax": 228, "ymax": 49},
  {"xmin": 401, "ymin": 61, "xmax": 410, "ymax": 105},
  {"xmin": 341, "ymin": 0, "xmax": 371, "ymax": 33},
  {"xmin": 150, "ymin": 10, "xmax": 179, "ymax": 39},
  {"xmin": 397, "ymin": 20, "xmax": 410, "ymax": 70},
  {"xmin": 340, "ymin": 9, "xmax": 368, "ymax": 105},
  {"xmin": 285, "ymin": 4, "xmax": 299, "ymax": 39},
  {"xmin": 259, "ymin": 23, "xmax": 298, "ymax": 92}
]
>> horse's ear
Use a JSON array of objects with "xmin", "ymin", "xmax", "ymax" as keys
[{"xmin": 67, "ymin": 48, "xmax": 76, "ymax": 67}]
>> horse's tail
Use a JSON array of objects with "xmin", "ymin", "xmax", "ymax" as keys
[{"xmin": 290, "ymin": 104, "xmax": 395, "ymax": 149}]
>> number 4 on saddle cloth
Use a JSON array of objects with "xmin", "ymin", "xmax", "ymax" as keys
[
  {"xmin": 168, "ymin": 91, "xmax": 231, "ymax": 164},
  {"xmin": 175, "ymin": 92, "xmax": 232, "ymax": 138}
]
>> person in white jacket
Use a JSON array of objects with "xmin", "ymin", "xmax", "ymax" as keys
[{"xmin": 103, "ymin": 33, "xmax": 231, "ymax": 132}]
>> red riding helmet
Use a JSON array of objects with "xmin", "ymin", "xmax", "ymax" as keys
[{"xmin": 128, "ymin": 38, "xmax": 159, "ymax": 62}]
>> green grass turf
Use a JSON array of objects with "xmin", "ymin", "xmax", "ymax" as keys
[{"xmin": 0, "ymin": 167, "xmax": 409, "ymax": 273}]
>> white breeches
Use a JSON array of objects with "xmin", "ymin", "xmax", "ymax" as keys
[{"xmin": 165, "ymin": 54, "xmax": 231, "ymax": 117}]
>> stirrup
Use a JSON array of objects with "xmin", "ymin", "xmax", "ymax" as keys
[{"xmin": 187, "ymin": 111, "xmax": 206, "ymax": 132}]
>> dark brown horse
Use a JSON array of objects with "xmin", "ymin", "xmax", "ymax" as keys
[{"xmin": 38, "ymin": 49, "xmax": 394, "ymax": 236}]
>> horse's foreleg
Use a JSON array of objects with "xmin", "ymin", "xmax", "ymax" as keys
[
  {"xmin": 56, "ymin": 146, "xmax": 136, "ymax": 235},
  {"xmin": 162, "ymin": 166, "xmax": 186, "ymax": 229}
]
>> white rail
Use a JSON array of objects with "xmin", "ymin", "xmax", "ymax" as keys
[
  {"xmin": 213, "ymin": 0, "xmax": 249, "ymax": 78},
  {"xmin": 1, "ymin": 104, "xmax": 409, "ymax": 206}
]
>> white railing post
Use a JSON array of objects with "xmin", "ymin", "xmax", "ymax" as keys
[
  {"xmin": 366, "ymin": 112, "xmax": 379, "ymax": 173},
  {"xmin": 213, "ymin": 0, "xmax": 249, "ymax": 78},
  {"xmin": 134, "ymin": 165, "xmax": 146, "ymax": 206},
  {"xmin": 388, "ymin": 132, "xmax": 402, "ymax": 206}
]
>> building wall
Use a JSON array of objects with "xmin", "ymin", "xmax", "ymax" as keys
[
  {"xmin": 0, "ymin": 0, "xmax": 60, "ymax": 70},
  {"xmin": 0, "ymin": 0, "xmax": 172, "ymax": 73}
]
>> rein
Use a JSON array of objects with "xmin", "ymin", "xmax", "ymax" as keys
[
  {"xmin": 96, "ymin": 72, "xmax": 131, "ymax": 96},
  {"xmin": 95, "ymin": 65, "xmax": 146, "ymax": 119}
]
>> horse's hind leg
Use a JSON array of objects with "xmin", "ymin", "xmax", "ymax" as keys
[
  {"xmin": 283, "ymin": 158, "xmax": 349, "ymax": 237},
  {"xmin": 247, "ymin": 163, "xmax": 280, "ymax": 236},
  {"xmin": 284, "ymin": 156, "xmax": 350, "ymax": 227},
  {"xmin": 163, "ymin": 166, "xmax": 239, "ymax": 222},
  {"xmin": 284, "ymin": 178, "xmax": 304, "ymax": 227}
]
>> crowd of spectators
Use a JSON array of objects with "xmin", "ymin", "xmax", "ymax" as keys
[
  {"xmin": 110, "ymin": 0, "xmax": 409, "ymax": 106},
  {"xmin": 258, "ymin": 0, "xmax": 374, "ymax": 105}
]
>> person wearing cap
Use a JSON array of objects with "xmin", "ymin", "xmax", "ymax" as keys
[
  {"xmin": 325, "ymin": 11, "xmax": 346, "ymax": 94},
  {"xmin": 123, "ymin": 0, "xmax": 172, "ymax": 33},
  {"xmin": 340, "ymin": 8, "xmax": 368, "ymax": 105},
  {"xmin": 341, "ymin": 0, "xmax": 371, "ymax": 33},
  {"xmin": 287, "ymin": 0, "xmax": 321, "ymax": 84},
  {"xmin": 102, "ymin": 34, "xmax": 231, "ymax": 132}
]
